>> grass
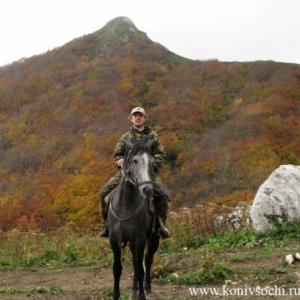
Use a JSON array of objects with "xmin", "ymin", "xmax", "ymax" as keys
[
  {"xmin": 155, "ymin": 205, "xmax": 300, "ymax": 288},
  {"xmin": 0, "ymin": 284, "xmax": 62, "ymax": 295},
  {"xmin": 0, "ymin": 223, "xmax": 112, "ymax": 268},
  {"xmin": 1, "ymin": 205, "xmax": 300, "ymax": 297},
  {"xmin": 1, "ymin": 206, "xmax": 300, "ymax": 269}
]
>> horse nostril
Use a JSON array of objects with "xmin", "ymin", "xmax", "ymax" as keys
[{"xmin": 143, "ymin": 186, "xmax": 154, "ymax": 198}]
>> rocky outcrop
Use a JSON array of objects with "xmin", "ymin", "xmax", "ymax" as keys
[
  {"xmin": 250, "ymin": 165, "xmax": 300, "ymax": 233},
  {"xmin": 94, "ymin": 16, "xmax": 147, "ymax": 55}
]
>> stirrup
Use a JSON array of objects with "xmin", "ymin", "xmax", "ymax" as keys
[{"xmin": 99, "ymin": 226, "xmax": 109, "ymax": 238}]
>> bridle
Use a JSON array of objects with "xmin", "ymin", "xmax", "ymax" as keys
[
  {"xmin": 121, "ymin": 167, "xmax": 153, "ymax": 187},
  {"xmin": 109, "ymin": 149, "xmax": 155, "ymax": 247},
  {"xmin": 121, "ymin": 149, "xmax": 154, "ymax": 188}
]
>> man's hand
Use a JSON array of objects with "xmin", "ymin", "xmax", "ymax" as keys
[{"xmin": 116, "ymin": 158, "xmax": 124, "ymax": 167}]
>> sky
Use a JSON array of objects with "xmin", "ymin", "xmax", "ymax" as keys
[{"xmin": 1, "ymin": 0, "xmax": 300, "ymax": 67}]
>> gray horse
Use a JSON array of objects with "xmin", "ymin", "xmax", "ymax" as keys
[{"xmin": 107, "ymin": 139, "xmax": 160, "ymax": 300}]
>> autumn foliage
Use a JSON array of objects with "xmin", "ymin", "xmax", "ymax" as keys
[{"xmin": 0, "ymin": 21, "xmax": 299, "ymax": 231}]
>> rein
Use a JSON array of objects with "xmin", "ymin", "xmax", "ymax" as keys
[
  {"xmin": 110, "ymin": 167, "xmax": 153, "ymax": 248},
  {"xmin": 109, "ymin": 193, "xmax": 149, "ymax": 248}
]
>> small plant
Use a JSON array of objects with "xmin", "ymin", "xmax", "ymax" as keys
[
  {"xmin": 167, "ymin": 251, "xmax": 234, "ymax": 285},
  {"xmin": 152, "ymin": 258, "xmax": 174, "ymax": 278},
  {"xmin": 100, "ymin": 289, "xmax": 130, "ymax": 299},
  {"xmin": 41, "ymin": 249, "xmax": 59, "ymax": 263},
  {"xmin": 63, "ymin": 241, "xmax": 79, "ymax": 262}
]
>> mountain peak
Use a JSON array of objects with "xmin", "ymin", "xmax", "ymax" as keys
[
  {"xmin": 104, "ymin": 16, "xmax": 138, "ymax": 34},
  {"xmin": 93, "ymin": 16, "xmax": 145, "ymax": 55}
]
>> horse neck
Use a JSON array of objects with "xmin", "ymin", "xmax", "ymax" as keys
[{"xmin": 118, "ymin": 176, "xmax": 140, "ymax": 208}]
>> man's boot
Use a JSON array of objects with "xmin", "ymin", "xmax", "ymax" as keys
[
  {"xmin": 154, "ymin": 194, "xmax": 171, "ymax": 239},
  {"xmin": 99, "ymin": 225, "xmax": 109, "ymax": 237},
  {"xmin": 158, "ymin": 226, "xmax": 171, "ymax": 239},
  {"xmin": 156, "ymin": 215, "xmax": 171, "ymax": 239},
  {"xmin": 99, "ymin": 194, "xmax": 109, "ymax": 238},
  {"xmin": 159, "ymin": 227, "xmax": 172, "ymax": 239}
]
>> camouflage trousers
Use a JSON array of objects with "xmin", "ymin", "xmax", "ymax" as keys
[{"xmin": 99, "ymin": 171, "xmax": 170, "ymax": 222}]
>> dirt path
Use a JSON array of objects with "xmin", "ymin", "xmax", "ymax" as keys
[
  {"xmin": 2, "ymin": 244, "xmax": 300, "ymax": 299},
  {"xmin": 0, "ymin": 265, "xmax": 187, "ymax": 299}
]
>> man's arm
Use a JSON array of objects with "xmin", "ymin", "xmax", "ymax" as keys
[
  {"xmin": 113, "ymin": 133, "xmax": 130, "ymax": 167},
  {"xmin": 151, "ymin": 131, "xmax": 166, "ymax": 170}
]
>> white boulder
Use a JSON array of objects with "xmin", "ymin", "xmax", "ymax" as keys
[{"xmin": 250, "ymin": 165, "xmax": 300, "ymax": 233}]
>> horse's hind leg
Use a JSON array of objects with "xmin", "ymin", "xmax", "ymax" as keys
[
  {"xmin": 110, "ymin": 241, "xmax": 122, "ymax": 300},
  {"xmin": 145, "ymin": 236, "xmax": 160, "ymax": 294}
]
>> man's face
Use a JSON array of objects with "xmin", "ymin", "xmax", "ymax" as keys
[{"xmin": 131, "ymin": 112, "xmax": 146, "ymax": 128}]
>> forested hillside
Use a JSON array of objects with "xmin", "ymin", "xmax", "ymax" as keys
[{"xmin": 0, "ymin": 17, "xmax": 299, "ymax": 230}]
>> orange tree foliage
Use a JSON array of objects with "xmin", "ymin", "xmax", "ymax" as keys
[
  {"xmin": 53, "ymin": 174, "xmax": 100, "ymax": 226},
  {"xmin": 0, "ymin": 31, "xmax": 299, "ymax": 230}
]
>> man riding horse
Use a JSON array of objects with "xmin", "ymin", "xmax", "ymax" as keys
[{"xmin": 99, "ymin": 107, "xmax": 171, "ymax": 239}]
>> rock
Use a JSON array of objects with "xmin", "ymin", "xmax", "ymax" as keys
[
  {"xmin": 250, "ymin": 165, "xmax": 300, "ymax": 233},
  {"xmin": 216, "ymin": 206, "xmax": 251, "ymax": 230},
  {"xmin": 225, "ymin": 280, "xmax": 240, "ymax": 286},
  {"xmin": 286, "ymin": 254, "xmax": 294, "ymax": 265},
  {"xmin": 285, "ymin": 253, "xmax": 300, "ymax": 265}
]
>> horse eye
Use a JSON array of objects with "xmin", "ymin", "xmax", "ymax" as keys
[{"xmin": 133, "ymin": 159, "xmax": 138, "ymax": 164}]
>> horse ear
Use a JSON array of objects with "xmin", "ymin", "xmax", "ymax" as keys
[
  {"xmin": 146, "ymin": 139, "xmax": 156, "ymax": 151},
  {"xmin": 124, "ymin": 140, "xmax": 133, "ymax": 150}
]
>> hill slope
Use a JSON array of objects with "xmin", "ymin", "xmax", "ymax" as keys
[{"xmin": 0, "ymin": 17, "xmax": 299, "ymax": 230}]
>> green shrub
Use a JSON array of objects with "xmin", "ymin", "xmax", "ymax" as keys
[{"xmin": 168, "ymin": 251, "xmax": 234, "ymax": 285}]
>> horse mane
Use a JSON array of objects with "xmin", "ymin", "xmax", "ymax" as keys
[{"xmin": 126, "ymin": 140, "xmax": 156, "ymax": 161}]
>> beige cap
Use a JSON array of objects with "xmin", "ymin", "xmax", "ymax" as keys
[{"xmin": 131, "ymin": 107, "xmax": 146, "ymax": 116}]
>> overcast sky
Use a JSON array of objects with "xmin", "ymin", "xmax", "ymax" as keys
[{"xmin": 1, "ymin": 0, "xmax": 299, "ymax": 67}]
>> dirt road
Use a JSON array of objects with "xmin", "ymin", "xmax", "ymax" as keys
[
  {"xmin": 0, "ymin": 265, "xmax": 187, "ymax": 299},
  {"xmin": 2, "ymin": 244, "xmax": 300, "ymax": 299}
]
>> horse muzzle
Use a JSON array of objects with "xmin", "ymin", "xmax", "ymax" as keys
[{"xmin": 139, "ymin": 183, "xmax": 154, "ymax": 199}]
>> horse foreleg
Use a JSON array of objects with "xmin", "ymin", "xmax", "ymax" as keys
[
  {"xmin": 129, "ymin": 242, "xmax": 138, "ymax": 294},
  {"xmin": 130, "ymin": 239, "xmax": 147, "ymax": 300},
  {"xmin": 111, "ymin": 241, "xmax": 122, "ymax": 300},
  {"xmin": 144, "ymin": 236, "xmax": 160, "ymax": 294}
]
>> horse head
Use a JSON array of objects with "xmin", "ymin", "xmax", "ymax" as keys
[{"xmin": 123, "ymin": 139, "xmax": 155, "ymax": 199}]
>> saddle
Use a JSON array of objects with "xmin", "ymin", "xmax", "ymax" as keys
[{"xmin": 104, "ymin": 189, "xmax": 116, "ymax": 204}]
